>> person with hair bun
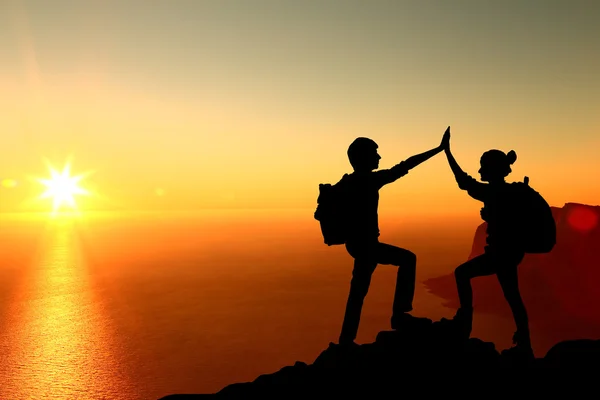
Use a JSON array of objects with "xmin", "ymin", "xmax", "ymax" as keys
[{"xmin": 439, "ymin": 127, "xmax": 534, "ymax": 359}]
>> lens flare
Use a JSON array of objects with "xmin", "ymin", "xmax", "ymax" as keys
[
  {"xmin": 1, "ymin": 179, "xmax": 18, "ymax": 188},
  {"xmin": 567, "ymin": 206, "xmax": 598, "ymax": 232},
  {"xmin": 35, "ymin": 159, "xmax": 93, "ymax": 214}
]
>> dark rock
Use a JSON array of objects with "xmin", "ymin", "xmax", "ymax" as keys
[{"xmin": 159, "ymin": 315, "xmax": 600, "ymax": 399}]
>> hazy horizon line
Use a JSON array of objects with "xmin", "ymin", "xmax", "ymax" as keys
[{"xmin": 1, "ymin": 202, "xmax": 593, "ymax": 222}]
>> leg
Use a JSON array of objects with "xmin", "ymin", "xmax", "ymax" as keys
[
  {"xmin": 442, "ymin": 253, "xmax": 498, "ymax": 337},
  {"xmin": 454, "ymin": 253, "xmax": 497, "ymax": 311},
  {"xmin": 371, "ymin": 242, "xmax": 421, "ymax": 328},
  {"xmin": 497, "ymin": 263, "xmax": 530, "ymax": 348},
  {"xmin": 339, "ymin": 258, "xmax": 377, "ymax": 344}
]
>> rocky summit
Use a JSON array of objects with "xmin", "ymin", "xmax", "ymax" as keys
[{"xmin": 160, "ymin": 315, "xmax": 600, "ymax": 399}]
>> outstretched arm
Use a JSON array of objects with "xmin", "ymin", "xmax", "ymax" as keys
[
  {"xmin": 403, "ymin": 145, "xmax": 444, "ymax": 171},
  {"xmin": 375, "ymin": 127, "xmax": 448, "ymax": 187},
  {"xmin": 404, "ymin": 127, "xmax": 449, "ymax": 170}
]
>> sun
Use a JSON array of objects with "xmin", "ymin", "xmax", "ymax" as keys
[{"xmin": 36, "ymin": 159, "xmax": 93, "ymax": 214}]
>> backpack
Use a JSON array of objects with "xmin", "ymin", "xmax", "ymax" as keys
[
  {"xmin": 314, "ymin": 174, "xmax": 350, "ymax": 246},
  {"xmin": 510, "ymin": 176, "xmax": 556, "ymax": 253}
]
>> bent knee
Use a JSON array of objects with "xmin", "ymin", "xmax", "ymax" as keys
[
  {"xmin": 454, "ymin": 265, "xmax": 468, "ymax": 280},
  {"xmin": 395, "ymin": 251, "xmax": 416, "ymax": 268},
  {"xmin": 404, "ymin": 251, "xmax": 417, "ymax": 266}
]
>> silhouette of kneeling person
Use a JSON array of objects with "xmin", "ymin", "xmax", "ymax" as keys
[
  {"xmin": 338, "ymin": 128, "xmax": 449, "ymax": 346},
  {"xmin": 440, "ymin": 127, "xmax": 533, "ymax": 358}
]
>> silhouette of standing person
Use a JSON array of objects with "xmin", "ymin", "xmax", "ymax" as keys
[
  {"xmin": 440, "ymin": 127, "xmax": 533, "ymax": 358},
  {"xmin": 338, "ymin": 128, "xmax": 449, "ymax": 346}
]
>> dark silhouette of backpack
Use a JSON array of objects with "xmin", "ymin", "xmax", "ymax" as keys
[
  {"xmin": 511, "ymin": 176, "xmax": 556, "ymax": 253},
  {"xmin": 314, "ymin": 174, "xmax": 350, "ymax": 246}
]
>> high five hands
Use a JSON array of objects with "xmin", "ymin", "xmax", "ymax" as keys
[{"xmin": 440, "ymin": 126, "xmax": 450, "ymax": 151}]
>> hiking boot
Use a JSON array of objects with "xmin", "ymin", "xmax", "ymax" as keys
[
  {"xmin": 501, "ymin": 344, "xmax": 535, "ymax": 361},
  {"xmin": 502, "ymin": 330, "xmax": 534, "ymax": 361},
  {"xmin": 433, "ymin": 308, "xmax": 473, "ymax": 340},
  {"xmin": 391, "ymin": 312, "xmax": 432, "ymax": 330},
  {"xmin": 511, "ymin": 330, "xmax": 531, "ymax": 346}
]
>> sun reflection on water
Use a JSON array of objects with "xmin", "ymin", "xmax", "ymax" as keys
[{"xmin": 0, "ymin": 217, "xmax": 135, "ymax": 399}]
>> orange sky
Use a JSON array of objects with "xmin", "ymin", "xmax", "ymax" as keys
[{"xmin": 1, "ymin": 0, "xmax": 599, "ymax": 217}]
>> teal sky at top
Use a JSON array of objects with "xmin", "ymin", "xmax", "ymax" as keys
[{"xmin": 3, "ymin": 1, "xmax": 598, "ymax": 119}]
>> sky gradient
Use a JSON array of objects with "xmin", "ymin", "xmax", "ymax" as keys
[{"xmin": 1, "ymin": 0, "xmax": 599, "ymax": 216}]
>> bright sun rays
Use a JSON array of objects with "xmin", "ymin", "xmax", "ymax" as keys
[{"xmin": 35, "ymin": 158, "xmax": 94, "ymax": 215}]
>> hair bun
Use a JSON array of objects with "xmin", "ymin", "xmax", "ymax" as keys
[{"xmin": 506, "ymin": 150, "xmax": 517, "ymax": 164}]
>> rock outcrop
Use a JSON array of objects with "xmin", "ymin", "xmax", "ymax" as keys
[
  {"xmin": 160, "ymin": 316, "xmax": 600, "ymax": 398},
  {"xmin": 160, "ymin": 203, "xmax": 600, "ymax": 399}
]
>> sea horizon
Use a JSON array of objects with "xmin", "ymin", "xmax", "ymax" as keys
[{"xmin": 1, "ymin": 208, "xmax": 511, "ymax": 398}]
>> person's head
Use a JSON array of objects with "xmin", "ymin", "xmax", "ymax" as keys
[
  {"xmin": 347, "ymin": 137, "xmax": 380, "ymax": 171},
  {"xmin": 478, "ymin": 149, "xmax": 517, "ymax": 182}
]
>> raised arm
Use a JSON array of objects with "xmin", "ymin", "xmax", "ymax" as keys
[
  {"xmin": 404, "ymin": 126, "xmax": 449, "ymax": 170},
  {"xmin": 375, "ymin": 127, "xmax": 448, "ymax": 187},
  {"xmin": 403, "ymin": 145, "xmax": 443, "ymax": 171},
  {"xmin": 444, "ymin": 146, "xmax": 468, "ymax": 184},
  {"xmin": 443, "ymin": 130, "xmax": 488, "ymax": 201}
]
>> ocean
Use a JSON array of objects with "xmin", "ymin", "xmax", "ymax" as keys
[{"xmin": 0, "ymin": 209, "xmax": 519, "ymax": 398}]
